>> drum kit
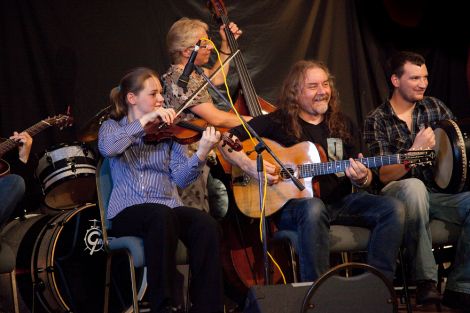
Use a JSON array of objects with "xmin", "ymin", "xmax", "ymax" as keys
[{"xmin": 0, "ymin": 106, "xmax": 145, "ymax": 313}]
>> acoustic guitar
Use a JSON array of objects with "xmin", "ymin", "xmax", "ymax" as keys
[
  {"xmin": 0, "ymin": 114, "xmax": 73, "ymax": 177},
  {"xmin": 232, "ymin": 138, "xmax": 436, "ymax": 218}
]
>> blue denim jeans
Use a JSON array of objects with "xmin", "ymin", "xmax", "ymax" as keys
[
  {"xmin": 431, "ymin": 191, "xmax": 470, "ymax": 294},
  {"xmin": 0, "ymin": 174, "xmax": 25, "ymax": 227},
  {"xmin": 382, "ymin": 178, "xmax": 470, "ymax": 294},
  {"xmin": 381, "ymin": 178, "xmax": 437, "ymax": 282},
  {"xmin": 276, "ymin": 192, "xmax": 405, "ymax": 282}
]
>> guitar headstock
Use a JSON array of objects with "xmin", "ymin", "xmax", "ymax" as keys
[
  {"xmin": 44, "ymin": 114, "xmax": 74, "ymax": 130},
  {"xmin": 401, "ymin": 150, "xmax": 436, "ymax": 168}
]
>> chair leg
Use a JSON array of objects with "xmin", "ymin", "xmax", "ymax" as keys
[
  {"xmin": 10, "ymin": 269, "xmax": 20, "ymax": 313},
  {"xmin": 398, "ymin": 249, "xmax": 413, "ymax": 313},
  {"xmin": 341, "ymin": 252, "xmax": 353, "ymax": 277},
  {"xmin": 127, "ymin": 252, "xmax": 139, "ymax": 313},
  {"xmin": 286, "ymin": 238, "xmax": 299, "ymax": 283},
  {"xmin": 104, "ymin": 255, "xmax": 112, "ymax": 313},
  {"xmin": 185, "ymin": 267, "xmax": 191, "ymax": 313}
]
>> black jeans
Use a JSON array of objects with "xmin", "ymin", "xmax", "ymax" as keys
[{"xmin": 111, "ymin": 203, "xmax": 223, "ymax": 313}]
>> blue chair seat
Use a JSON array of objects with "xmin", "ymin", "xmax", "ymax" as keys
[
  {"xmin": 108, "ymin": 236, "xmax": 146, "ymax": 268},
  {"xmin": 107, "ymin": 236, "xmax": 188, "ymax": 268}
]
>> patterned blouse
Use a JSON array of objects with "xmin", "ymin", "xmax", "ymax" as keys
[
  {"xmin": 161, "ymin": 64, "xmax": 214, "ymax": 212},
  {"xmin": 162, "ymin": 64, "xmax": 212, "ymax": 112}
]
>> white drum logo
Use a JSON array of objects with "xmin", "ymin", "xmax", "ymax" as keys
[{"xmin": 84, "ymin": 219, "xmax": 104, "ymax": 255}]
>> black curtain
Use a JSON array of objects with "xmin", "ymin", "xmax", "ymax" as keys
[{"xmin": 1, "ymin": 0, "xmax": 469, "ymax": 205}]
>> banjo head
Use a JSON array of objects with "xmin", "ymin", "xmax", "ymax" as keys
[{"xmin": 433, "ymin": 119, "xmax": 469, "ymax": 193}]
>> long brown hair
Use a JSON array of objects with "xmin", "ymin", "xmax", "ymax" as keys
[
  {"xmin": 109, "ymin": 67, "xmax": 159, "ymax": 120},
  {"xmin": 276, "ymin": 60, "xmax": 351, "ymax": 142}
]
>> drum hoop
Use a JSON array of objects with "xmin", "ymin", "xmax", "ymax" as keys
[
  {"xmin": 39, "ymin": 142, "xmax": 92, "ymax": 155},
  {"xmin": 50, "ymin": 204, "xmax": 96, "ymax": 310},
  {"xmin": 41, "ymin": 166, "xmax": 96, "ymax": 190},
  {"xmin": 448, "ymin": 119, "xmax": 468, "ymax": 192},
  {"xmin": 37, "ymin": 155, "xmax": 96, "ymax": 179},
  {"xmin": 30, "ymin": 213, "xmax": 61, "ymax": 311},
  {"xmin": 33, "ymin": 203, "xmax": 99, "ymax": 312}
]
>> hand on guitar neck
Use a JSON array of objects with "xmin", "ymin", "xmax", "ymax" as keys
[
  {"xmin": 9, "ymin": 131, "xmax": 33, "ymax": 164},
  {"xmin": 0, "ymin": 114, "xmax": 73, "ymax": 177}
]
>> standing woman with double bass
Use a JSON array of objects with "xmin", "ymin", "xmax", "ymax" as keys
[{"xmin": 162, "ymin": 16, "xmax": 248, "ymax": 216}]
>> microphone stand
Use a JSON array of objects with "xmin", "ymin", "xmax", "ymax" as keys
[{"xmin": 194, "ymin": 61, "xmax": 305, "ymax": 285}]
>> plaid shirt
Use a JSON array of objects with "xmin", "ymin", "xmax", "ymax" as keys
[{"xmin": 363, "ymin": 96, "xmax": 454, "ymax": 187}]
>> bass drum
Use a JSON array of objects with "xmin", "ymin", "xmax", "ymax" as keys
[
  {"xmin": 36, "ymin": 142, "xmax": 97, "ymax": 210},
  {"xmin": 0, "ymin": 204, "xmax": 146, "ymax": 313},
  {"xmin": 433, "ymin": 119, "xmax": 470, "ymax": 193}
]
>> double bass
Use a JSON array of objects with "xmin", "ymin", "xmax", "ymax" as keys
[{"xmin": 207, "ymin": 0, "xmax": 296, "ymax": 305}]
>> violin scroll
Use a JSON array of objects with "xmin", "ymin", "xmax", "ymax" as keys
[{"xmin": 221, "ymin": 132, "xmax": 242, "ymax": 152}]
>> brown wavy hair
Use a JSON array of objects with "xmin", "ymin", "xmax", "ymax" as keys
[
  {"xmin": 109, "ymin": 67, "xmax": 159, "ymax": 120},
  {"xmin": 276, "ymin": 60, "xmax": 351, "ymax": 142}
]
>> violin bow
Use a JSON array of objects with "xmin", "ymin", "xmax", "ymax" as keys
[{"xmin": 172, "ymin": 49, "xmax": 240, "ymax": 116}]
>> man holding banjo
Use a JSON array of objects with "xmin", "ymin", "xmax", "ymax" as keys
[{"xmin": 364, "ymin": 51, "xmax": 470, "ymax": 310}]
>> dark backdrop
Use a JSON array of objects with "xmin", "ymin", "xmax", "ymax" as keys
[{"xmin": 1, "ymin": 0, "xmax": 469, "ymax": 206}]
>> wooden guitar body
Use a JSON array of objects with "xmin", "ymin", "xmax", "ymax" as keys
[{"xmin": 232, "ymin": 139, "xmax": 323, "ymax": 218}]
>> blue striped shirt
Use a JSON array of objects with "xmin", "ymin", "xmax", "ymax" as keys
[{"xmin": 98, "ymin": 117, "xmax": 205, "ymax": 219}]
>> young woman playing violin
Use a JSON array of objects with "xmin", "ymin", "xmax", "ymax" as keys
[{"xmin": 98, "ymin": 67, "xmax": 224, "ymax": 313}]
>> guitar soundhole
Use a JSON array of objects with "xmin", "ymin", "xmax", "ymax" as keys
[{"xmin": 279, "ymin": 167, "xmax": 295, "ymax": 180}]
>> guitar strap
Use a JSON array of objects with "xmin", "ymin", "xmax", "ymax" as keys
[{"xmin": 327, "ymin": 137, "xmax": 344, "ymax": 177}]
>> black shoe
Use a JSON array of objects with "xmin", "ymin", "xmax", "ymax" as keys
[
  {"xmin": 415, "ymin": 280, "xmax": 442, "ymax": 305},
  {"xmin": 442, "ymin": 289, "xmax": 470, "ymax": 310}
]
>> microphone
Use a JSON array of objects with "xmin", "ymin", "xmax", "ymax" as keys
[{"xmin": 177, "ymin": 40, "xmax": 201, "ymax": 92}]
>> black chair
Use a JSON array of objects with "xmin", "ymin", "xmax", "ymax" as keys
[{"xmin": 300, "ymin": 262, "xmax": 397, "ymax": 313}]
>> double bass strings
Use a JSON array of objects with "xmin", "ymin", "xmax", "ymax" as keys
[{"xmin": 203, "ymin": 36, "xmax": 287, "ymax": 284}]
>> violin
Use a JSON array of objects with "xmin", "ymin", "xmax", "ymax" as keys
[{"xmin": 143, "ymin": 117, "xmax": 243, "ymax": 151}]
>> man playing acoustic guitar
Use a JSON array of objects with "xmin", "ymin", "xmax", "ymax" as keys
[
  {"xmin": 364, "ymin": 51, "xmax": 470, "ymax": 309},
  {"xmin": 0, "ymin": 130, "xmax": 32, "ymax": 228},
  {"xmin": 218, "ymin": 59, "xmax": 406, "ymax": 283}
]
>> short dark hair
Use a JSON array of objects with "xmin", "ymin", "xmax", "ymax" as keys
[
  {"xmin": 387, "ymin": 51, "xmax": 425, "ymax": 79},
  {"xmin": 385, "ymin": 51, "xmax": 426, "ymax": 96}
]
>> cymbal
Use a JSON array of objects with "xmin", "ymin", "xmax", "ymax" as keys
[{"xmin": 77, "ymin": 105, "xmax": 111, "ymax": 142}]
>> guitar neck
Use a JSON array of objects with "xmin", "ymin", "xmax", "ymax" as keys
[
  {"xmin": 0, "ymin": 120, "xmax": 52, "ymax": 157},
  {"xmin": 299, "ymin": 154, "xmax": 401, "ymax": 178}
]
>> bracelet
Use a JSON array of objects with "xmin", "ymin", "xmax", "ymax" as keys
[
  {"xmin": 219, "ymin": 49, "xmax": 231, "ymax": 55},
  {"xmin": 352, "ymin": 174, "xmax": 369, "ymax": 188}
]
